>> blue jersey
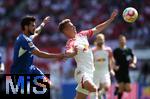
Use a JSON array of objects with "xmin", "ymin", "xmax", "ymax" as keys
[
  {"xmin": 11, "ymin": 34, "xmax": 46, "ymax": 86},
  {"xmin": 11, "ymin": 34, "xmax": 39, "ymax": 74}
]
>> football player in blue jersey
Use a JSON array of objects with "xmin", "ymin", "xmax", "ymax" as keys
[{"xmin": 10, "ymin": 16, "xmax": 77, "ymax": 88}]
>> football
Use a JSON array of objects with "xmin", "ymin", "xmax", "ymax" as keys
[{"xmin": 123, "ymin": 7, "xmax": 138, "ymax": 23}]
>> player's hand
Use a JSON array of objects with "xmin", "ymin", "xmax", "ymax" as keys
[
  {"xmin": 110, "ymin": 9, "xmax": 118, "ymax": 20},
  {"xmin": 110, "ymin": 69, "xmax": 115, "ymax": 76},
  {"xmin": 129, "ymin": 63, "xmax": 136, "ymax": 68},
  {"xmin": 114, "ymin": 65, "xmax": 119, "ymax": 71},
  {"xmin": 42, "ymin": 16, "xmax": 51, "ymax": 25}
]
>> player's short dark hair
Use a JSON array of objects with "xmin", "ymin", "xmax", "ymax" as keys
[
  {"xmin": 58, "ymin": 19, "xmax": 71, "ymax": 32},
  {"xmin": 21, "ymin": 16, "xmax": 36, "ymax": 30}
]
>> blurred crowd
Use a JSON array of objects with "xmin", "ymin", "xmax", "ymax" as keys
[
  {"xmin": 0, "ymin": 0, "xmax": 150, "ymax": 48},
  {"xmin": 0, "ymin": 0, "xmax": 150, "ymax": 86},
  {"xmin": 0, "ymin": 0, "xmax": 150, "ymax": 98}
]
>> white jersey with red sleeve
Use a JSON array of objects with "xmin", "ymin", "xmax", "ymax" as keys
[
  {"xmin": 92, "ymin": 46, "xmax": 113, "ymax": 74},
  {"xmin": 65, "ymin": 29, "xmax": 95, "ymax": 73}
]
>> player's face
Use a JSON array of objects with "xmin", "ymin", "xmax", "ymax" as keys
[
  {"xmin": 96, "ymin": 35, "xmax": 105, "ymax": 46},
  {"xmin": 64, "ymin": 22, "xmax": 77, "ymax": 38},
  {"xmin": 28, "ymin": 22, "xmax": 36, "ymax": 35},
  {"xmin": 119, "ymin": 36, "xmax": 126, "ymax": 46}
]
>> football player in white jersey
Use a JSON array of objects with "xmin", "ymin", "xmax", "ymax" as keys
[
  {"xmin": 90, "ymin": 34, "xmax": 115, "ymax": 99},
  {"xmin": 58, "ymin": 10, "xmax": 118, "ymax": 99}
]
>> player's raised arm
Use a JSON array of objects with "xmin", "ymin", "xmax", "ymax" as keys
[
  {"xmin": 31, "ymin": 16, "xmax": 51, "ymax": 39},
  {"xmin": 92, "ymin": 10, "xmax": 118, "ymax": 34}
]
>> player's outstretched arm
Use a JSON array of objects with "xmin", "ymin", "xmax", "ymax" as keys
[
  {"xmin": 92, "ymin": 10, "xmax": 118, "ymax": 34},
  {"xmin": 31, "ymin": 16, "xmax": 51, "ymax": 39},
  {"xmin": 31, "ymin": 48, "xmax": 77, "ymax": 59},
  {"xmin": 108, "ymin": 50, "xmax": 117, "ymax": 76},
  {"xmin": 32, "ymin": 48, "xmax": 64, "ymax": 59}
]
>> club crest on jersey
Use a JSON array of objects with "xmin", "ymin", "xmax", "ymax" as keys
[
  {"xmin": 83, "ymin": 44, "xmax": 89, "ymax": 52},
  {"xmin": 96, "ymin": 58, "xmax": 106, "ymax": 63}
]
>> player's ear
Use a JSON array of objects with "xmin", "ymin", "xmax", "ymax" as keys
[
  {"xmin": 63, "ymin": 28, "xmax": 68, "ymax": 35},
  {"xmin": 24, "ymin": 25, "xmax": 28, "ymax": 30}
]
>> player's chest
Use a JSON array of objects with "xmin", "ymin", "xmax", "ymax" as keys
[
  {"xmin": 94, "ymin": 51, "xmax": 109, "ymax": 62},
  {"xmin": 119, "ymin": 50, "xmax": 131, "ymax": 57},
  {"xmin": 74, "ymin": 36, "xmax": 89, "ymax": 51}
]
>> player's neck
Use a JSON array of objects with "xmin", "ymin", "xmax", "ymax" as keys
[
  {"xmin": 68, "ymin": 36, "xmax": 75, "ymax": 39},
  {"xmin": 67, "ymin": 34, "xmax": 76, "ymax": 39},
  {"xmin": 64, "ymin": 31, "xmax": 76, "ymax": 39},
  {"xmin": 97, "ymin": 45, "xmax": 104, "ymax": 50},
  {"xmin": 120, "ymin": 45, "xmax": 126, "ymax": 49},
  {"xmin": 23, "ymin": 31, "xmax": 30, "ymax": 37}
]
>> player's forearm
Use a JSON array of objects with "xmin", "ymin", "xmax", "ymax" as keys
[
  {"xmin": 36, "ymin": 51, "xmax": 76, "ymax": 59},
  {"xmin": 132, "ymin": 56, "xmax": 137, "ymax": 64},
  {"xmin": 33, "ymin": 16, "xmax": 50, "ymax": 38},
  {"xmin": 110, "ymin": 57, "xmax": 115, "ymax": 68},
  {"xmin": 109, "ymin": 59, "xmax": 115, "ymax": 76},
  {"xmin": 34, "ymin": 23, "xmax": 45, "ymax": 35},
  {"xmin": 31, "ymin": 23, "xmax": 45, "ymax": 39},
  {"xmin": 39, "ymin": 51, "xmax": 63, "ymax": 59},
  {"xmin": 64, "ymin": 52, "xmax": 77, "ymax": 58},
  {"xmin": 32, "ymin": 49, "xmax": 63, "ymax": 59},
  {"xmin": 92, "ymin": 10, "xmax": 117, "ymax": 34},
  {"xmin": 93, "ymin": 18, "xmax": 113, "ymax": 34}
]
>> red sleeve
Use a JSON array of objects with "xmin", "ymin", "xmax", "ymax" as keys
[{"xmin": 79, "ymin": 29, "xmax": 93, "ymax": 38}]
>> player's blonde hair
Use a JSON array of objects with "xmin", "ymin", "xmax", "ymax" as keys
[
  {"xmin": 94, "ymin": 33, "xmax": 105, "ymax": 45},
  {"xmin": 96, "ymin": 33, "xmax": 105, "ymax": 40}
]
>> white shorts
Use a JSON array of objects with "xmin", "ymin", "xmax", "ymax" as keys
[
  {"xmin": 93, "ymin": 72, "xmax": 111, "ymax": 88},
  {"xmin": 74, "ymin": 68, "xmax": 94, "ymax": 95}
]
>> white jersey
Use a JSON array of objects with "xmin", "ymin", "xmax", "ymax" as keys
[
  {"xmin": 93, "ymin": 46, "xmax": 112, "ymax": 75},
  {"xmin": 65, "ymin": 30, "xmax": 95, "ymax": 73}
]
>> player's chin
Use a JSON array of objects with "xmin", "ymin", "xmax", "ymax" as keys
[
  {"xmin": 30, "ymin": 32, "xmax": 34, "ymax": 35},
  {"xmin": 97, "ymin": 42, "xmax": 103, "ymax": 46}
]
